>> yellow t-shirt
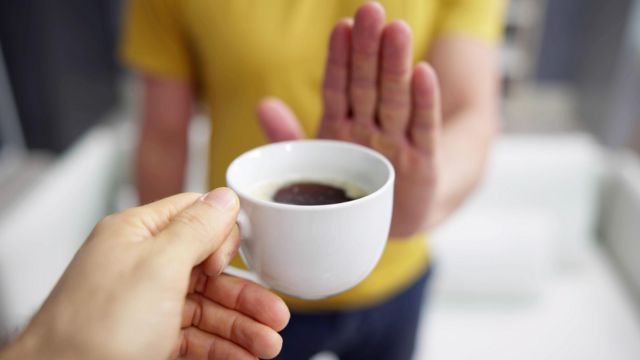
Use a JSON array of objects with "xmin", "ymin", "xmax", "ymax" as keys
[{"xmin": 121, "ymin": 0, "xmax": 505, "ymax": 311}]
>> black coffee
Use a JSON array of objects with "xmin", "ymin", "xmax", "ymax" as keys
[{"xmin": 273, "ymin": 182, "xmax": 358, "ymax": 205}]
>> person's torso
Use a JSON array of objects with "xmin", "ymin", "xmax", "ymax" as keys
[{"xmin": 182, "ymin": 0, "xmax": 435, "ymax": 310}]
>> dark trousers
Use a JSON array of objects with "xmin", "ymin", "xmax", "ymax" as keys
[{"xmin": 276, "ymin": 267, "xmax": 432, "ymax": 360}]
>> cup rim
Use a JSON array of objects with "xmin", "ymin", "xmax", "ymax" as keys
[{"xmin": 226, "ymin": 139, "xmax": 395, "ymax": 211}]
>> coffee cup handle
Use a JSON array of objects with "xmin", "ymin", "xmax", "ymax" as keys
[{"xmin": 222, "ymin": 210, "xmax": 269, "ymax": 288}]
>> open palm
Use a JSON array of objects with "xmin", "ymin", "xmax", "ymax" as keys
[{"xmin": 257, "ymin": 2, "xmax": 441, "ymax": 237}]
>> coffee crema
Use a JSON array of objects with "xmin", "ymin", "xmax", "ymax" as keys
[{"xmin": 273, "ymin": 182, "xmax": 361, "ymax": 205}]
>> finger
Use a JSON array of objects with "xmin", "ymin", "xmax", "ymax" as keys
[
  {"xmin": 199, "ymin": 274, "xmax": 290, "ymax": 332},
  {"xmin": 156, "ymin": 188, "xmax": 239, "ymax": 266},
  {"xmin": 378, "ymin": 20, "xmax": 413, "ymax": 137},
  {"xmin": 256, "ymin": 97, "xmax": 305, "ymax": 142},
  {"xmin": 350, "ymin": 2, "xmax": 385, "ymax": 125},
  {"xmin": 201, "ymin": 225, "xmax": 240, "ymax": 276},
  {"xmin": 410, "ymin": 62, "xmax": 442, "ymax": 153},
  {"xmin": 178, "ymin": 327, "xmax": 258, "ymax": 360},
  {"xmin": 183, "ymin": 294, "xmax": 283, "ymax": 359},
  {"xmin": 321, "ymin": 18, "xmax": 352, "ymax": 123},
  {"xmin": 103, "ymin": 192, "xmax": 203, "ymax": 242}
]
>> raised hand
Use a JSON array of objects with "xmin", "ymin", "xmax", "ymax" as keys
[{"xmin": 257, "ymin": 2, "xmax": 442, "ymax": 237}]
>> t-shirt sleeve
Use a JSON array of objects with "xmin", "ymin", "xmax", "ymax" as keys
[
  {"xmin": 119, "ymin": 0, "xmax": 193, "ymax": 80},
  {"xmin": 435, "ymin": 0, "xmax": 507, "ymax": 43}
]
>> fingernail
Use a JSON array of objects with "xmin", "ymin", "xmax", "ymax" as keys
[{"xmin": 202, "ymin": 188, "xmax": 237, "ymax": 210}]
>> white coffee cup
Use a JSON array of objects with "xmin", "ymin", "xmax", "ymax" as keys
[{"xmin": 225, "ymin": 140, "xmax": 395, "ymax": 299}]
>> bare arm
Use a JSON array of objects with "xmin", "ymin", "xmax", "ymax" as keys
[
  {"xmin": 255, "ymin": 3, "xmax": 501, "ymax": 237},
  {"xmin": 136, "ymin": 75, "xmax": 194, "ymax": 204},
  {"xmin": 426, "ymin": 36, "xmax": 501, "ymax": 228}
]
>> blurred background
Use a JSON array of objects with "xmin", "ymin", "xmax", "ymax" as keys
[{"xmin": 1, "ymin": 0, "xmax": 640, "ymax": 359}]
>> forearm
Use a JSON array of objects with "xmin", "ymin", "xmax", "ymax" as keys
[
  {"xmin": 420, "ymin": 35, "xmax": 501, "ymax": 230},
  {"xmin": 0, "ymin": 343, "xmax": 29, "ymax": 359},
  {"xmin": 136, "ymin": 75, "xmax": 194, "ymax": 205},
  {"xmin": 427, "ymin": 108, "xmax": 498, "ymax": 228},
  {"xmin": 0, "ymin": 331, "xmax": 41, "ymax": 360},
  {"xmin": 136, "ymin": 132, "xmax": 187, "ymax": 204}
]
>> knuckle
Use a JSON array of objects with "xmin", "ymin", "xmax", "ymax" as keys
[
  {"xmin": 175, "ymin": 210, "xmax": 212, "ymax": 237},
  {"xmin": 230, "ymin": 316, "xmax": 248, "ymax": 347},
  {"xmin": 96, "ymin": 214, "xmax": 116, "ymax": 228},
  {"xmin": 381, "ymin": 63, "xmax": 410, "ymax": 78},
  {"xmin": 323, "ymin": 75, "xmax": 347, "ymax": 95},
  {"xmin": 95, "ymin": 212, "xmax": 124, "ymax": 231},
  {"xmin": 181, "ymin": 192, "xmax": 203, "ymax": 201},
  {"xmin": 349, "ymin": 84, "xmax": 375, "ymax": 105},
  {"xmin": 322, "ymin": 86, "xmax": 346, "ymax": 104},
  {"xmin": 121, "ymin": 207, "xmax": 146, "ymax": 221},
  {"xmin": 380, "ymin": 72, "xmax": 410, "ymax": 91},
  {"xmin": 412, "ymin": 117, "xmax": 434, "ymax": 132},
  {"xmin": 350, "ymin": 76, "xmax": 376, "ymax": 91},
  {"xmin": 353, "ymin": 43, "xmax": 379, "ymax": 58}
]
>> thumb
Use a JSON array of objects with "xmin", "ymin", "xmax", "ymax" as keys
[
  {"xmin": 155, "ymin": 188, "xmax": 240, "ymax": 266},
  {"xmin": 257, "ymin": 97, "xmax": 305, "ymax": 142}
]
